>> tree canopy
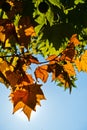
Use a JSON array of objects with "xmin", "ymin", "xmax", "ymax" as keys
[{"xmin": 0, "ymin": 0, "xmax": 87, "ymax": 120}]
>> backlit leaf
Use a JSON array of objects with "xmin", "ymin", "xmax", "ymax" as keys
[
  {"xmin": 35, "ymin": 65, "xmax": 48, "ymax": 82},
  {"xmin": 63, "ymin": 62, "xmax": 76, "ymax": 76},
  {"xmin": 23, "ymin": 105, "xmax": 32, "ymax": 120},
  {"xmin": 10, "ymin": 83, "xmax": 45, "ymax": 119},
  {"xmin": 5, "ymin": 70, "xmax": 21, "ymax": 87},
  {"xmin": 70, "ymin": 34, "xmax": 80, "ymax": 46},
  {"xmin": 24, "ymin": 26, "xmax": 36, "ymax": 37}
]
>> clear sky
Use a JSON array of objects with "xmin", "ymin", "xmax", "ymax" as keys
[{"xmin": 0, "ymin": 65, "xmax": 87, "ymax": 130}]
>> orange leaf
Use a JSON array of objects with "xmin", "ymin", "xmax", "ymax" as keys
[
  {"xmin": 10, "ymin": 83, "xmax": 45, "ymax": 119},
  {"xmin": 75, "ymin": 57, "xmax": 81, "ymax": 72},
  {"xmin": 13, "ymin": 101, "xmax": 25, "ymax": 113},
  {"xmin": 70, "ymin": 34, "xmax": 80, "ymax": 46},
  {"xmin": 23, "ymin": 105, "xmax": 32, "ymax": 120},
  {"xmin": 63, "ymin": 62, "xmax": 76, "ymax": 76},
  {"xmin": 24, "ymin": 26, "xmax": 36, "ymax": 37},
  {"xmin": 35, "ymin": 65, "xmax": 48, "ymax": 83},
  {"xmin": 0, "ymin": 26, "xmax": 5, "ymax": 42},
  {"xmin": 80, "ymin": 50, "xmax": 87, "ymax": 72}
]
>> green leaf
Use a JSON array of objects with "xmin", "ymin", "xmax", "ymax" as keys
[
  {"xmin": 74, "ymin": 0, "xmax": 85, "ymax": 5},
  {"xmin": 46, "ymin": 7, "xmax": 54, "ymax": 26},
  {"xmin": 48, "ymin": 0, "xmax": 62, "ymax": 8}
]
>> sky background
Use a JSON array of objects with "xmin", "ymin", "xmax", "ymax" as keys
[{"xmin": 0, "ymin": 62, "xmax": 87, "ymax": 130}]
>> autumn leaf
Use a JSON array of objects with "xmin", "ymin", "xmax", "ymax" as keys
[
  {"xmin": 0, "ymin": 19, "xmax": 18, "ymax": 43},
  {"xmin": 10, "ymin": 83, "xmax": 45, "ymax": 119},
  {"xmin": 16, "ymin": 16, "xmax": 33, "ymax": 49},
  {"xmin": 5, "ymin": 70, "xmax": 21, "ymax": 87},
  {"xmin": 35, "ymin": 65, "xmax": 48, "ymax": 82},
  {"xmin": 63, "ymin": 62, "xmax": 76, "ymax": 76},
  {"xmin": 60, "ymin": 43, "xmax": 75, "ymax": 61},
  {"xmin": 0, "ymin": 26, "xmax": 5, "ymax": 42},
  {"xmin": 47, "ymin": 63, "xmax": 73, "ymax": 91},
  {"xmin": 23, "ymin": 104, "xmax": 32, "ymax": 120},
  {"xmin": 70, "ymin": 34, "xmax": 80, "ymax": 46},
  {"xmin": 75, "ymin": 57, "xmax": 81, "ymax": 72},
  {"xmin": 17, "ymin": 73, "xmax": 34, "ymax": 86},
  {"xmin": 75, "ymin": 50, "xmax": 87, "ymax": 72},
  {"xmin": 24, "ymin": 26, "xmax": 36, "ymax": 37},
  {"xmin": 60, "ymin": 34, "xmax": 80, "ymax": 61}
]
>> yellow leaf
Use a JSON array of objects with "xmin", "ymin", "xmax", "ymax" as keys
[
  {"xmin": 0, "ymin": 61, "xmax": 8, "ymax": 72},
  {"xmin": 23, "ymin": 105, "xmax": 32, "ymax": 120},
  {"xmin": 76, "ymin": 50, "xmax": 87, "ymax": 72},
  {"xmin": 63, "ymin": 62, "xmax": 76, "ymax": 76},
  {"xmin": 13, "ymin": 101, "xmax": 25, "ymax": 113},
  {"xmin": 75, "ymin": 58, "xmax": 81, "ymax": 72}
]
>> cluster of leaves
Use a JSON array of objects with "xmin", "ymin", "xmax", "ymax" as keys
[{"xmin": 0, "ymin": 0, "xmax": 87, "ymax": 120}]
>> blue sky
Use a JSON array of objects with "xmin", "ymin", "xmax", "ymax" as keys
[{"xmin": 0, "ymin": 70, "xmax": 87, "ymax": 130}]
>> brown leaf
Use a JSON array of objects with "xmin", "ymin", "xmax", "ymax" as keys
[
  {"xmin": 60, "ymin": 34, "xmax": 79, "ymax": 61},
  {"xmin": 0, "ymin": 19, "xmax": 18, "ymax": 43},
  {"xmin": 48, "ymin": 63, "xmax": 73, "ymax": 91},
  {"xmin": 17, "ymin": 74, "xmax": 34, "ymax": 86},
  {"xmin": 35, "ymin": 65, "xmax": 48, "ymax": 82},
  {"xmin": 5, "ymin": 70, "xmax": 21, "ymax": 87},
  {"xmin": 16, "ymin": 16, "xmax": 32, "ymax": 49},
  {"xmin": 10, "ymin": 83, "xmax": 45, "ymax": 119},
  {"xmin": 60, "ymin": 44, "xmax": 75, "ymax": 61}
]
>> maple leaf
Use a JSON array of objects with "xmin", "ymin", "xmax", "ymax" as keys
[
  {"xmin": 5, "ymin": 70, "xmax": 21, "ymax": 87},
  {"xmin": 10, "ymin": 83, "xmax": 45, "ymax": 119},
  {"xmin": 63, "ymin": 62, "xmax": 76, "ymax": 76},
  {"xmin": 60, "ymin": 34, "xmax": 80, "ymax": 61},
  {"xmin": 47, "ymin": 63, "xmax": 73, "ymax": 91},
  {"xmin": 70, "ymin": 34, "xmax": 80, "ymax": 46},
  {"xmin": 23, "ymin": 104, "xmax": 32, "ymax": 120},
  {"xmin": 60, "ymin": 42, "xmax": 75, "ymax": 61},
  {"xmin": 17, "ymin": 73, "xmax": 34, "ymax": 87},
  {"xmin": 75, "ymin": 50, "xmax": 87, "ymax": 72},
  {"xmin": 75, "ymin": 57, "xmax": 81, "ymax": 72},
  {"xmin": 34, "ymin": 65, "xmax": 48, "ymax": 82}
]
